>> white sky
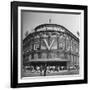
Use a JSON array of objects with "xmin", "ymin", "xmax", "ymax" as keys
[{"xmin": 21, "ymin": 11, "xmax": 81, "ymax": 39}]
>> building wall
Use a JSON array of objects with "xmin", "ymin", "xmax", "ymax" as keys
[{"xmin": 23, "ymin": 24, "xmax": 79, "ymax": 68}]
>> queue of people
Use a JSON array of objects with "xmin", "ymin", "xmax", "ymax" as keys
[{"xmin": 24, "ymin": 65, "xmax": 68, "ymax": 76}]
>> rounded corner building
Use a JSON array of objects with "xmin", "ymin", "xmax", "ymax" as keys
[{"xmin": 23, "ymin": 22, "xmax": 79, "ymax": 76}]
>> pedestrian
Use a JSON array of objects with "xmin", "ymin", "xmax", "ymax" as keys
[
  {"xmin": 44, "ymin": 64, "xmax": 47, "ymax": 76},
  {"xmin": 40, "ymin": 65, "xmax": 43, "ymax": 76}
]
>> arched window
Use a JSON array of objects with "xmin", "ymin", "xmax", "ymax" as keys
[
  {"xmin": 29, "ymin": 54, "xmax": 31, "ymax": 61},
  {"xmin": 58, "ymin": 35, "xmax": 65, "ymax": 50},
  {"xmin": 66, "ymin": 36, "xmax": 71, "ymax": 51}
]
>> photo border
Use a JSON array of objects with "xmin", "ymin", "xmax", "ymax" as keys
[{"xmin": 11, "ymin": 1, "xmax": 88, "ymax": 88}]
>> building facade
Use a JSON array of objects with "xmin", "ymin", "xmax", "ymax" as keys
[{"xmin": 23, "ymin": 23, "xmax": 79, "ymax": 76}]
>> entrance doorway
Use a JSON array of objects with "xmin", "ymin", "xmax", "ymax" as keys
[{"xmin": 59, "ymin": 62, "xmax": 67, "ymax": 70}]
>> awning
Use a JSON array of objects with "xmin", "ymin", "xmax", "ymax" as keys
[{"xmin": 28, "ymin": 58, "xmax": 70, "ymax": 62}]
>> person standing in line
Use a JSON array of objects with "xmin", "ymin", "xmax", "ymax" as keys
[
  {"xmin": 40, "ymin": 65, "xmax": 43, "ymax": 76},
  {"xmin": 44, "ymin": 64, "xmax": 47, "ymax": 76}
]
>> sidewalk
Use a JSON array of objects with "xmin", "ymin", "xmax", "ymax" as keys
[{"xmin": 22, "ymin": 70, "xmax": 79, "ymax": 77}]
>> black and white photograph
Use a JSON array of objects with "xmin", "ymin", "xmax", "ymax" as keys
[
  {"xmin": 11, "ymin": 1, "xmax": 87, "ymax": 88},
  {"xmin": 21, "ymin": 10, "xmax": 80, "ymax": 77}
]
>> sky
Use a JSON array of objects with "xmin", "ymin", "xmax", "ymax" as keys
[{"xmin": 21, "ymin": 10, "xmax": 81, "ymax": 39}]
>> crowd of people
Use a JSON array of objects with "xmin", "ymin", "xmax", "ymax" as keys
[{"xmin": 24, "ymin": 65, "xmax": 68, "ymax": 76}]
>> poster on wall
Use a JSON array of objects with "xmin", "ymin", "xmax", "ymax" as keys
[{"xmin": 11, "ymin": 1, "xmax": 88, "ymax": 88}]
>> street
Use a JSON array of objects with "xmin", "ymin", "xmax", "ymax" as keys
[{"xmin": 22, "ymin": 70, "xmax": 79, "ymax": 77}]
